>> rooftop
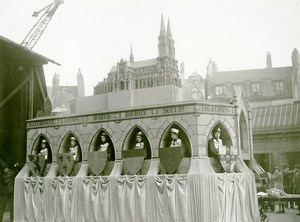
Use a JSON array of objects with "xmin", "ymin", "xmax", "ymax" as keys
[
  {"xmin": 252, "ymin": 101, "xmax": 300, "ymax": 132},
  {"xmin": 109, "ymin": 58, "xmax": 157, "ymax": 73},
  {"xmin": 0, "ymin": 35, "xmax": 59, "ymax": 65},
  {"xmin": 211, "ymin": 66, "xmax": 293, "ymax": 84}
]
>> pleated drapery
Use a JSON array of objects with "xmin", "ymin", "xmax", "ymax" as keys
[{"xmin": 14, "ymin": 158, "xmax": 260, "ymax": 222}]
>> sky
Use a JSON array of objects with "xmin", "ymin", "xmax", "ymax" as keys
[{"xmin": 1, "ymin": 0, "xmax": 300, "ymax": 95}]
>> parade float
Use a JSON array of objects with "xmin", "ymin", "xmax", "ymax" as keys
[{"xmin": 14, "ymin": 90, "xmax": 260, "ymax": 222}]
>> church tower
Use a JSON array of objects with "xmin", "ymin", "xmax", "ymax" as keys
[
  {"xmin": 157, "ymin": 14, "xmax": 180, "ymax": 87},
  {"xmin": 167, "ymin": 19, "xmax": 175, "ymax": 59},
  {"xmin": 292, "ymin": 48, "xmax": 300, "ymax": 99},
  {"xmin": 51, "ymin": 73, "xmax": 60, "ymax": 108},
  {"xmin": 158, "ymin": 14, "xmax": 169, "ymax": 57},
  {"xmin": 266, "ymin": 51, "xmax": 272, "ymax": 69},
  {"xmin": 77, "ymin": 68, "xmax": 85, "ymax": 97},
  {"xmin": 129, "ymin": 44, "xmax": 134, "ymax": 63},
  {"xmin": 205, "ymin": 59, "xmax": 218, "ymax": 99}
]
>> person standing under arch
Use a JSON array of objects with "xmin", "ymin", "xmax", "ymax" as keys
[
  {"xmin": 38, "ymin": 139, "xmax": 48, "ymax": 161},
  {"xmin": 133, "ymin": 131, "xmax": 147, "ymax": 158},
  {"xmin": 208, "ymin": 128, "xmax": 223, "ymax": 173},
  {"xmin": 69, "ymin": 137, "xmax": 79, "ymax": 162},
  {"xmin": 98, "ymin": 132, "xmax": 112, "ymax": 161}
]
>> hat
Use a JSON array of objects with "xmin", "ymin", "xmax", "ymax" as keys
[
  {"xmin": 171, "ymin": 128, "xmax": 179, "ymax": 134},
  {"xmin": 70, "ymin": 137, "xmax": 76, "ymax": 141},
  {"xmin": 101, "ymin": 132, "xmax": 107, "ymax": 137},
  {"xmin": 294, "ymin": 163, "xmax": 300, "ymax": 168},
  {"xmin": 136, "ymin": 131, "xmax": 143, "ymax": 136},
  {"xmin": 213, "ymin": 128, "xmax": 221, "ymax": 133},
  {"xmin": 41, "ymin": 139, "xmax": 47, "ymax": 143}
]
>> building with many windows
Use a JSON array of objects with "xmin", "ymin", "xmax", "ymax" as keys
[{"xmin": 204, "ymin": 49, "xmax": 300, "ymax": 171}]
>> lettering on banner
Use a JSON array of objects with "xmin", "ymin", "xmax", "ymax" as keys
[
  {"xmin": 92, "ymin": 114, "xmax": 111, "ymax": 121},
  {"xmin": 162, "ymin": 106, "xmax": 184, "ymax": 114},
  {"xmin": 202, "ymin": 105, "xmax": 232, "ymax": 114},
  {"xmin": 125, "ymin": 110, "xmax": 146, "ymax": 118}
]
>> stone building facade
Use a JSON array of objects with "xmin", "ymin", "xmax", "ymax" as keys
[{"xmin": 203, "ymin": 49, "xmax": 300, "ymax": 171}]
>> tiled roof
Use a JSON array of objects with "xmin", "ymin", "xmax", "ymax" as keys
[
  {"xmin": 109, "ymin": 58, "xmax": 157, "ymax": 73},
  {"xmin": 252, "ymin": 102, "xmax": 300, "ymax": 131},
  {"xmin": 211, "ymin": 67, "xmax": 293, "ymax": 84}
]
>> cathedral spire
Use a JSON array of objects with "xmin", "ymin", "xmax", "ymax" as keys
[
  {"xmin": 160, "ymin": 14, "xmax": 166, "ymax": 35},
  {"xmin": 167, "ymin": 18, "xmax": 172, "ymax": 38},
  {"xmin": 130, "ymin": 44, "xmax": 134, "ymax": 63}
]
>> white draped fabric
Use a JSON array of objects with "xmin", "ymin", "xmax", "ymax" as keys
[{"xmin": 14, "ymin": 158, "xmax": 260, "ymax": 222}]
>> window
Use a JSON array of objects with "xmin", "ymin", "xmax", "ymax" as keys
[
  {"xmin": 274, "ymin": 81, "xmax": 285, "ymax": 95},
  {"xmin": 251, "ymin": 82, "xmax": 261, "ymax": 96},
  {"xmin": 214, "ymin": 85, "xmax": 224, "ymax": 97},
  {"xmin": 232, "ymin": 84, "xmax": 243, "ymax": 93}
]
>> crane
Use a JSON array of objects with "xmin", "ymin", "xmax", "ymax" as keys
[{"xmin": 21, "ymin": 0, "xmax": 63, "ymax": 49}]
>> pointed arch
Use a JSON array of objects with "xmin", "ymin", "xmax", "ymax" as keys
[
  {"xmin": 122, "ymin": 125, "xmax": 151, "ymax": 159},
  {"xmin": 207, "ymin": 121, "xmax": 233, "ymax": 148},
  {"xmin": 89, "ymin": 128, "xmax": 115, "ymax": 161},
  {"xmin": 159, "ymin": 122, "xmax": 192, "ymax": 157},
  {"xmin": 58, "ymin": 131, "xmax": 82, "ymax": 162},
  {"xmin": 31, "ymin": 134, "xmax": 53, "ymax": 163}
]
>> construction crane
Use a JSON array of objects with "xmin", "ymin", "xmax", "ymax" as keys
[{"xmin": 21, "ymin": 0, "xmax": 63, "ymax": 49}]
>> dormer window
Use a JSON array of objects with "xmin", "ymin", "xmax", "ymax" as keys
[
  {"xmin": 214, "ymin": 85, "xmax": 224, "ymax": 97},
  {"xmin": 274, "ymin": 80, "xmax": 285, "ymax": 95},
  {"xmin": 251, "ymin": 82, "xmax": 262, "ymax": 96}
]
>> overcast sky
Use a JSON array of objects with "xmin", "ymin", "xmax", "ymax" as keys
[{"xmin": 1, "ymin": 0, "xmax": 300, "ymax": 95}]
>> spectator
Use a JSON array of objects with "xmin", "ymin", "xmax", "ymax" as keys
[
  {"xmin": 271, "ymin": 166, "xmax": 284, "ymax": 191},
  {"xmin": 283, "ymin": 166, "xmax": 293, "ymax": 208},
  {"xmin": 0, "ymin": 165, "xmax": 17, "ymax": 222},
  {"xmin": 270, "ymin": 167, "xmax": 284, "ymax": 213},
  {"xmin": 293, "ymin": 163, "xmax": 300, "ymax": 215}
]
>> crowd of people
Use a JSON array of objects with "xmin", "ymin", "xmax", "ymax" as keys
[{"xmin": 258, "ymin": 164, "xmax": 300, "ymax": 215}]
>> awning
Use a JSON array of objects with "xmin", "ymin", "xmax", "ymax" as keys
[{"xmin": 252, "ymin": 159, "xmax": 265, "ymax": 175}]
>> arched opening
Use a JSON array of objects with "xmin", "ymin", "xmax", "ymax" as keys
[
  {"xmin": 239, "ymin": 112, "xmax": 249, "ymax": 150},
  {"xmin": 31, "ymin": 134, "xmax": 52, "ymax": 163},
  {"xmin": 88, "ymin": 129, "xmax": 115, "ymax": 175},
  {"xmin": 159, "ymin": 123, "xmax": 191, "ymax": 157},
  {"xmin": 122, "ymin": 126, "xmax": 151, "ymax": 159},
  {"xmin": 207, "ymin": 122, "xmax": 234, "ymax": 173},
  {"xmin": 207, "ymin": 122, "xmax": 233, "ymax": 148},
  {"xmin": 89, "ymin": 129, "xmax": 115, "ymax": 161},
  {"xmin": 58, "ymin": 132, "xmax": 82, "ymax": 176},
  {"xmin": 122, "ymin": 126, "xmax": 151, "ymax": 175},
  {"xmin": 159, "ymin": 123, "xmax": 192, "ymax": 174},
  {"xmin": 30, "ymin": 134, "xmax": 52, "ymax": 176}
]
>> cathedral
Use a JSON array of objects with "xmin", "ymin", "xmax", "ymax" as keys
[{"xmin": 94, "ymin": 15, "xmax": 181, "ymax": 95}]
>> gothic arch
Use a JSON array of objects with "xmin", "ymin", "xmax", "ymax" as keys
[
  {"xmin": 122, "ymin": 125, "xmax": 151, "ymax": 159},
  {"xmin": 206, "ymin": 121, "xmax": 233, "ymax": 149},
  {"xmin": 58, "ymin": 131, "xmax": 82, "ymax": 162},
  {"xmin": 239, "ymin": 111, "xmax": 249, "ymax": 150},
  {"xmin": 31, "ymin": 134, "xmax": 53, "ymax": 163},
  {"xmin": 159, "ymin": 122, "xmax": 192, "ymax": 157},
  {"xmin": 89, "ymin": 128, "xmax": 115, "ymax": 161}
]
